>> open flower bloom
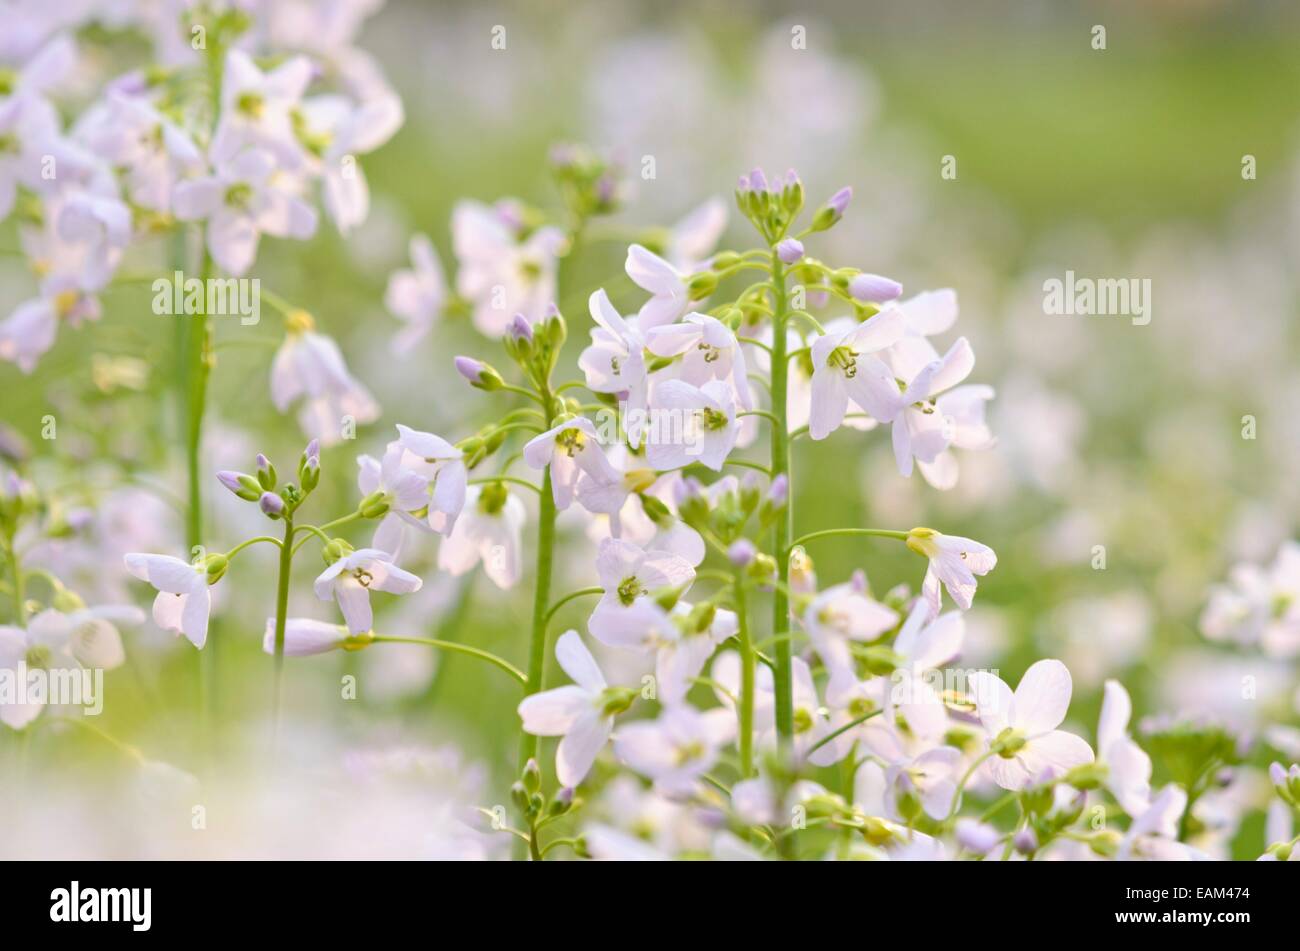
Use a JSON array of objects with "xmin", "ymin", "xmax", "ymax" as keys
[
  {"xmin": 384, "ymin": 233, "xmax": 446, "ymax": 350},
  {"xmin": 270, "ymin": 319, "xmax": 379, "ymax": 445},
  {"xmin": 314, "ymin": 548, "xmax": 422, "ymax": 635},
  {"xmin": 211, "ymin": 49, "xmax": 313, "ymax": 168},
  {"xmin": 654, "ymin": 603, "xmax": 737, "ymax": 705},
  {"xmin": 578, "ymin": 289, "xmax": 648, "ymax": 446},
  {"xmin": 173, "ymin": 148, "xmax": 318, "ymax": 276},
  {"xmin": 802, "ymin": 573, "xmax": 898, "ymax": 681},
  {"xmin": 1118, "ymin": 784, "xmax": 1207, "ymax": 860},
  {"xmin": 711, "ymin": 650, "xmax": 776, "ymax": 743},
  {"xmin": 304, "ymin": 93, "xmax": 404, "ymax": 233},
  {"xmin": 262, "ymin": 617, "xmax": 352, "ymax": 657},
  {"xmin": 644, "ymin": 378, "xmax": 738, "ymax": 472},
  {"xmin": 969, "ymin": 659, "xmax": 1095, "ymax": 791},
  {"xmin": 436, "ymin": 483, "xmax": 526, "ymax": 589},
  {"xmin": 25, "ymin": 604, "xmax": 141, "ymax": 671},
  {"xmin": 1097, "ymin": 679, "xmax": 1155, "ymax": 816},
  {"xmin": 808, "ymin": 307, "xmax": 906, "ymax": 440},
  {"xmin": 0, "ymin": 622, "xmax": 81, "ymax": 729},
  {"xmin": 357, "ymin": 441, "xmax": 431, "ymax": 558},
  {"xmin": 886, "ymin": 336, "xmax": 982, "ymax": 480},
  {"xmin": 614, "ymin": 704, "xmax": 735, "ymax": 797},
  {"xmin": 645, "ymin": 312, "xmax": 752, "ymax": 405},
  {"xmin": 906, "ymin": 528, "xmax": 997, "ymax": 614},
  {"xmin": 452, "ymin": 199, "xmax": 565, "ymax": 336},
  {"xmin": 881, "ymin": 745, "xmax": 964, "ymax": 821},
  {"xmin": 524, "ymin": 417, "xmax": 619, "ymax": 511},
  {"xmin": 124, "ymin": 553, "xmax": 212, "ymax": 648},
  {"xmin": 0, "ymin": 282, "xmax": 101, "ymax": 373},
  {"xmin": 915, "ymin": 384, "xmax": 995, "ymax": 490},
  {"xmin": 518, "ymin": 630, "xmax": 631, "ymax": 787},
  {"xmin": 625, "ymin": 243, "xmax": 695, "ymax": 331},
  {"xmin": 588, "ymin": 538, "xmax": 695, "ymax": 649},
  {"xmin": 395, "ymin": 424, "xmax": 467, "ymax": 535}
]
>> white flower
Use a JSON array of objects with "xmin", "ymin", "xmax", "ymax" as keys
[
  {"xmin": 0, "ymin": 622, "xmax": 75, "ymax": 729},
  {"xmin": 968, "ymin": 659, "xmax": 1095, "ymax": 791},
  {"xmin": 211, "ymin": 50, "xmax": 314, "ymax": 169},
  {"xmin": 25, "ymin": 604, "xmax": 141, "ymax": 671},
  {"xmin": 395, "ymin": 424, "xmax": 467, "ymax": 535},
  {"xmin": 262, "ymin": 617, "xmax": 351, "ymax": 656},
  {"xmin": 886, "ymin": 337, "xmax": 981, "ymax": 479},
  {"xmin": 644, "ymin": 378, "xmax": 738, "ymax": 472},
  {"xmin": 270, "ymin": 322, "xmax": 379, "ymax": 445},
  {"xmin": 578, "ymin": 289, "xmax": 648, "ymax": 446},
  {"xmin": 1119, "ymin": 785, "xmax": 1208, "ymax": 861},
  {"xmin": 808, "ymin": 308, "xmax": 906, "ymax": 440},
  {"xmin": 523, "ymin": 417, "xmax": 619, "ymax": 511},
  {"xmin": 174, "ymin": 148, "xmax": 318, "ymax": 276},
  {"xmin": 0, "ymin": 283, "xmax": 100, "ymax": 373},
  {"xmin": 74, "ymin": 91, "xmax": 203, "ymax": 212},
  {"xmin": 124, "ymin": 553, "xmax": 212, "ymax": 648},
  {"xmin": 802, "ymin": 572, "xmax": 898, "ymax": 680},
  {"xmin": 436, "ymin": 483, "xmax": 526, "ymax": 589},
  {"xmin": 518, "ymin": 630, "xmax": 630, "ymax": 787},
  {"xmin": 314, "ymin": 547, "xmax": 422, "ymax": 635},
  {"xmin": 614, "ymin": 704, "xmax": 735, "ymax": 797},
  {"xmin": 906, "ymin": 528, "xmax": 997, "ymax": 613},
  {"xmin": 588, "ymin": 538, "xmax": 695, "ymax": 649},
  {"xmin": 654, "ymin": 603, "xmax": 737, "ymax": 705},
  {"xmin": 661, "ymin": 198, "xmax": 727, "ymax": 271},
  {"xmin": 357, "ymin": 441, "xmax": 431, "ymax": 558},
  {"xmin": 883, "ymin": 745, "xmax": 964, "ymax": 821},
  {"xmin": 625, "ymin": 243, "xmax": 696, "ymax": 330},
  {"xmin": 451, "ymin": 199, "xmax": 565, "ymax": 336},
  {"xmin": 0, "ymin": 94, "xmax": 61, "ymax": 221},
  {"xmin": 1097, "ymin": 678, "xmax": 1154, "ymax": 817},
  {"xmin": 645, "ymin": 312, "xmax": 752, "ymax": 404},
  {"xmin": 304, "ymin": 93, "xmax": 404, "ymax": 233},
  {"xmin": 912, "ymin": 384, "xmax": 995, "ymax": 490},
  {"xmin": 384, "ymin": 233, "xmax": 446, "ymax": 350}
]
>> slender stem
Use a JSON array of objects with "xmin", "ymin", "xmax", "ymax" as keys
[
  {"xmin": 270, "ymin": 515, "xmax": 294, "ymax": 741},
  {"xmin": 225, "ymin": 535, "xmax": 282, "ymax": 559},
  {"xmin": 735, "ymin": 566, "xmax": 755, "ymax": 779},
  {"xmin": 499, "ymin": 383, "xmax": 545, "ymax": 405},
  {"xmin": 768, "ymin": 250, "xmax": 794, "ymax": 744},
  {"xmin": 947, "ymin": 749, "xmax": 994, "ymax": 821},
  {"xmin": 3, "ymin": 536, "xmax": 25, "ymax": 625},
  {"xmin": 544, "ymin": 586, "xmax": 603, "ymax": 625},
  {"xmin": 805, "ymin": 709, "xmax": 882, "ymax": 757},
  {"xmin": 517, "ymin": 389, "xmax": 558, "ymax": 773},
  {"xmin": 371, "ymin": 635, "xmax": 526, "ymax": 684},
  {"xmin": 788, "ymin": 527, "xmax": 909, "ymax": 555},
  {"xmin": 468, "ymin": 476, "xmax": 542, "ymax": 495}
]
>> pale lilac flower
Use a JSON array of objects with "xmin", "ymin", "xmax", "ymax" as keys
[
  {"xmin": 523, "ymin": 417, "xmax": 619, "ymax": 511},
  {"xmin": 625, "ymin": 243, "xmax": 694, "ymax": 330},
  {"xmin": 644, "ymin": 378, "xmax": 738, "ymax": 472},
  {"xmin": 662, "ymin": 198, "xmax": 727, "ymax": 271},
  {"xmin": 645, "ymin": 312, "xmax": 753, "ymax": 410},
  {"xmin": 1119, "ymin": 785, "xmax": 1207, "ymax": 860},
  {"xmin": 849, "ymin": 273, "xmax": 903, "ymax": 304},
  {"xmin": 452, "ymin": 199, "xmax": 565, "ymax": 336},
  {"xmin": 27, "ymin": 604, "xmax": 142, "ymax": 671},
  {"xmin": 578, "ymin": 288, "xmax": 648, "ymax": 447},
  {"xmin": 270, "ymin": 324, "xmax": 379, "ymax": 445},
  {"xmin": 395, "ymin": 424, "xmax": 466, "ymax": 535},
  {"xmin": 384, "ymin": 233, "xmax": 446, "ymax": 350},
  {"xmin": 654, "ymin": 603, "xmax": 737, "ymax": 705},
  {"xmin": 124, "ymin": 553, "xmax": 212, "ymax": 648},
  {"xmin": 358, "ymin": 441, "xmax": 432, "ymax": 558},
  {"xmin": 886, "ymin": 337, "xmax": 982, "ymax": 479},
  {"xmin": 968, "ymin": 660, "xmax": 1095, "ymax": 791},
  {"xmin": 0, "ymin": 623, "xmax": 74, "ymax": 729},
  {"xmin": 802, "ymin": 574, "xmax": 898, "ymax": 681},
  {"xmin": 588, "ymin": 538, "xmax": 695, "ymax": 649},
  {"xmin": 74, "ymin": 92, "xmax": 203, "ymax": 212},
  {"xmin": 906, "ymin": 528, "xmax": 997, "ymax": 613},
  {"xmin": 211, "ymin": 49, "xmax": 315, "ymax": 168},
  {"xmin": 0, "ymin": 283, "xmax": 100, "ymax": 373},
  {"xmin": 174, "ymin": 148, "xmax": 318, "ymax": 276},
  {"xmin": 808, "ymin": 307, "xmax": 906, "ymax": 440},
  {"xmin": 518, "ymin": 630, "xmax": 629, "ymax": 787},
  {"xmin": 0, "ymin": 95, "xmax": 62, "ymax": 220},
  {"xmin": 614, "ymin": 704, "xmax": 735, "ymax": 797},
  {"xmin": 436, "ymin": 484, "xmax": 526, "ymax": 589},
  {"xmin": 303, "ymin": 94, "xmax": 404, "ymax": 233},
  {"xmin": 314, "ymin": 547, "xmax": 422, "ymax": 635},
  {"xmin": 1097, "ymin": 679, "xmax": 1154, "ymax": 816}
]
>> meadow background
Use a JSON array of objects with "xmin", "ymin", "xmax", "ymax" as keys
[{"xmin": 2, "ymin": 0, "xmax": 1298, "ymax": 858}]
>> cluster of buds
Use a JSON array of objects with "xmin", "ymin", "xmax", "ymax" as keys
[
  {"xmin": 549, "ymin": 143, "xmax": 623, "ymax": 225},
  {"xmin": 510, "ymin": 757, "xmax": 586, "ymax": 855},
  {"xmin": 217, "ymin": 439, "xmax": 320, "ymax": 520},
  {"xmin": 735, "ymin": 167, "xmax": 804, "ymax": 244},
  {"xmin": 1270, "ymin": 761, "xmax": 1300, "ymax": 807},
  {"xmin": 502, "ymin": 308, "xmax": 567, "ymax": 392},
  {"xmin": 0, "ymin": 468, "xmax": 38, "ymax": 536}
]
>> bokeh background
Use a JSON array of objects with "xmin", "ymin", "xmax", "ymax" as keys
[{"xmin": 3, "ymin": 0, "xmax": 1299, "ymax": 858}]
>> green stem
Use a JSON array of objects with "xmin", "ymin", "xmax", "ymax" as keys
[
  {"xmin": 789, "ymin": 527, "xmax": 909, "ymax": 555},
  {"xmin": 768, "ymin": 250, "xmax": 794, "ymax": 743},
  {"xmin": 735, "ymin": 566, "xmax": 755, "ymax": 779},
  {"xmin": 947, "ymin": 749, "xmax": 994, "ymax": 821},
  {"xmin": 3, "ymin": 536, "xmax": 25, "ymax": 625},
  {"xmin": 270, "ymin": 515, "xmax": 294, "ymax": 739},
  {"xmin": 371, "ymin": 635, "xmax": 526, "ymax": 684},
  {"xmin": 804, "ymin": 709, "xmax": 883, "ymax": 758},
  {"xmin": 544, "ymin": 586, "xmax": 603, "ymax": 625}
]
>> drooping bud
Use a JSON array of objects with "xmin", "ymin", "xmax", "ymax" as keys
[
  {"xmin": 776, "ymin": 237, "xmax": 804, "ymax": 265},
  {"xmin": 217, "ymin": 470, "xmax": 262, "ymax": 502},
  {"xmin": 258, "ymin": 491, "xmax": 285, "ymax": 519},
  {"xmin": 809, "ymin": 186, "xmax": 852, "ymax": 232},
  {"xmin": 548, "ymin": 786, "xmax": 575, "ymax": 817},
  {"xmin": 849, "ymin": 273, "xmax": 903, "ymax": 304},
  {"xmin": 454, "ymin": 355, "xmax": 504, "ymax": 391}
]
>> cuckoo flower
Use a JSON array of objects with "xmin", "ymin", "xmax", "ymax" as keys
[
  {"xmin": 123, "ymin": 554, "xmax": 213, "ymax": 649},
  {"xmin": 384, "ymin": 233, "xmax": 446, "ymax": 350},
  {"xmin": 578, "ymin": 289, "xmax": 648, "ymax": 447},
  {"xmin": 808, "ymin": 307, "xmax": 906, "ymax": 440},
  {"xmin": 271, "ymin": 312, "xmax": 379, "ymax": 444},
  {"xmin": 524, "ymin": 417, "xmax": 619, "ymax": 511},
  {"xmin": 588, "ymin": 538, "xmax": 695, "ymax": 649},
  {"xmin": 968, "ymin": 660, "xmax": 1095, "ymax": 791},
  {"xmin": 615, "ymin": 704, "xmax": 735, "ymax": 797},
  {"xmin": 211, "ymin": 49, "xmax": 314, "ymax": 168},
  {"xmin": 314, "ymin": 547, "xmax": 422, "ymax": 635},
  {"xmin": 645, "ymin": 378, "xmax": 738, "ymax": 472},
  {"xmin": 436, "ymin": 483, "xmax": 526, "ymax": 590},
  {"xmin": 518, "ymin": 630, "xmax": 635, "ymax": 787},
  {"xmin": 906, "ymin": 528, "xmax": 997, "ymax": 614},
  {"xmin": 395, "ymin": 424, "xmax": 467, "ymax": 535}
]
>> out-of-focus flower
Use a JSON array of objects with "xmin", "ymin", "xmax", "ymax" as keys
[
  {"xmin": 452, "ymin": 199, "xmax": 565, "ymax": 336},
  {"xmin": 614, "ymin": 704, "xmax": 735, "ymax": 797},
  {"xmin": 262, "ymin": 617, "xmax": 351, "ymax": 656},
  {"xmin": 436, "ymin": 483, "xmax": 525, "ymax": 589},
  {"xmin": 384, "ymin": 233, "xmax": 446, "ymax": 350},
  {"xmin": 270, "ymin": 311, "xmax": 379, "ymax": 445}
]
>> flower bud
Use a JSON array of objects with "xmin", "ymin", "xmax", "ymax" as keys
[
  {"xmin": 359, "ymin": 489, "xmax": 390, "ymax": 519},
  {"xmin": 686, "ymin": 270, "xmax": 718, "ymax": 300},
  {"xmin": 509, "ymin": 781, "xmax": 529, "ymax": 813},
  {"xmin": 321, "ymin": 538, "xmax": 353, "ymax": 566},
  {"xmin": 776, "ymin": 238, "xmax": 804, "ymax": 265},
  {"xmin": 217, "ymin": 469, "xmax": 262, "ymax": 502},
  {"xmin": 258, "ymin": 491, "xmax": 285, "ymax": 519},
  {"xmin": 849, "ymin": 273, "xmax": 903, "ymax": 304},
  {"xmin": 728, "ymin": 538, "xmax": 756, "ymax": 568},
  {"xmin": 809, "ymin": 186, "xmax": 851, "ymax": 232},
  {"xmin": 955, "ymin": 818, "xmax": 1000, "ymax": 854},
  {"xmin": 299, "ymin": 439, "xmax": 320, "ymax": 490},
  {"xmin": 711, "ymin": 250, "xmax": 741, "ymax": 270},
  {"xmin": 522, "ymin": 757, "xmax": 542, "ymax": 794},
  {"xmin": 202, "ymin": 553, "xmax": 229, "ymax": 584},
  {"xmin": 1013, "ymin": 828, "xmax": 1038, "ymax": 856},
  {"xmin": 768, "ymin": 473, "xmax": 789, "ymax": 508},
  {"xmin": 548, "ymin": 786, "xmax": 575, "ymax": 817},
  {"xmin": 507, "ymin": 313, "xmax": 533, "ymax": 344},
  {"xmin": 455, "ymin": 355, "xmax": 504, "ymax": 391}
]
